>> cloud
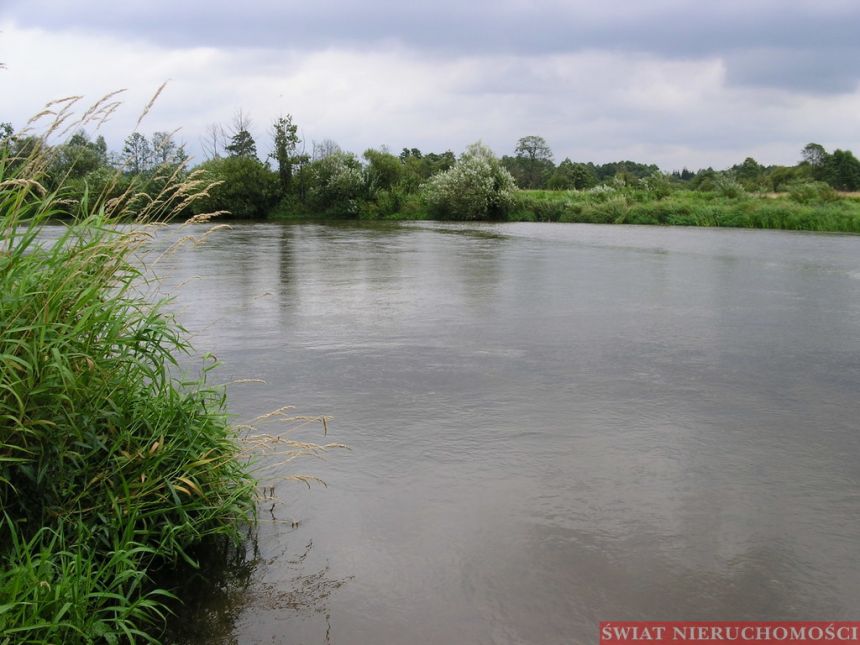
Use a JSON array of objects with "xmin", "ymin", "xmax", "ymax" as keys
[
  {"xmin": 4, "ymin": 0, "xmax": 860, "ymax": 94},
  {"xmin": 2, "ymin": 10, "xmax": 860, "ymax": 172}
]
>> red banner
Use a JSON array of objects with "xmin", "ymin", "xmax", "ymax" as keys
[{"xmin": 600, "ymin": 622, "xmax": 860, "ymax": 645}]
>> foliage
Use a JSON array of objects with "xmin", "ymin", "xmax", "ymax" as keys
[
  {"xmin": 193, "ymin": 155, "xmax": 279, "ymax": 218},
  {"xmin": 398, "ymin": 148, "xmax": 455, "ymax": 191},
  {"xmin": 304, "ymin": 151, "xmax": 365, "ymax": 216},
  {"xmin": 226, "ymin": 129, "xmax": 257, "ymax": 159},
  {"xmin": 502, "ymin": 135, "xmax": 554, "ymax": 189},
  {"xmin": 423, "ymin": 142, "xmax": 517, "ymax": 220},
  {"xmin": 547, "ymin": 158, "xmax": 597, "ymax": 190},
  {"xmin": 45, "ymin": 130, "xmax": 107, "ymax": 184},
  {"xmin": 637, "ymin": 173, "xmax": 672, "ymax": 200},
  {"xmin": 787, "ymin": 181, "xmax": 839, "ymax": 204},
  {"xmin": 122, "ymin": 132, "xmax": 153, "ymax": 175},
  {"xmin": 151, "ymin": 131, "xmax": 187, "ymax": 167},
  {"xmin": 0, "ymin": 125, "xmax": 255, "ymax": 641},
  {"xmin": 363, "ymin": 148, "xmax": 403, "ymax": 193},
  {"xmin": 225, "ymin": 110, "xmax": 257, "ymax": 160},
  {"xmin": 510, "ymin": 188, "xmax": 860, "ymax": 232},
  {"xmin": 713, "ymin": 175, "xmax": 746, "ymax": 199},
  {"xmin": 270, "ymin": 114, "xmax": 301, "ymax": 193},
  {"xmin": 823, "ymin": 149, "xmax": 860, "ymax": 191}
]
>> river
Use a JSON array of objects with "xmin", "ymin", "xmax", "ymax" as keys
[{"xmin": 152, "ymin": 221, "xmax": 860, "ymax": 644}]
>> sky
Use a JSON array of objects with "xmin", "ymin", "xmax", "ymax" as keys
[{"xmin": 1, "ymin": 0, "xmax": 859, "ymax": 171}]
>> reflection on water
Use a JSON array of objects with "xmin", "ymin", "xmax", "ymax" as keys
[
  {"xmin": 149, "ymin": 222, "xmax": 860, "ymax": 644},
  {"xmin": 164, "ymin": 530, "xmax": 350, "ymax": 645}
]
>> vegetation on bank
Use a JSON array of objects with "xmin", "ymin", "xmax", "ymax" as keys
[
  {"xmin": 3, "ymin": 112, "xmax": 860, "ymax": 232},
  {"xmin": 0, "ymin": 102, "xmax": 256, "ymax": 642},
  {"xmin": 509, "ymin": 185, "xmax": 860, "ymax": 233}
]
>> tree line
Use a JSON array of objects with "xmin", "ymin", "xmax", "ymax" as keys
[{"xmin": 2, "ymin": 114, "xmax": 859, "ymax": 221}]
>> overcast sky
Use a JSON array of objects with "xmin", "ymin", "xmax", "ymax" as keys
[{"xmin": 1, "ymin": 0, "xmax": 859, "ymax": 170}]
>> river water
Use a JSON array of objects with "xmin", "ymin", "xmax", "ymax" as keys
[{"xmin": 151, "ymin": 222, "xmax": 860, "ymax": 644}]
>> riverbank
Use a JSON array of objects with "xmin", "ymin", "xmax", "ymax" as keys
[
  {"xmin": 507, "ymin": 188, "xmax": 860, "ymax": 232},
  {"xmin": 270, "ymin": 188, "xmax": 860, "ymax": 234}
]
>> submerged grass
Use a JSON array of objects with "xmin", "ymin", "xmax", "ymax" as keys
[{"xmin": 0, "ymin": 98, "xmax": 261, "ymax": 642}]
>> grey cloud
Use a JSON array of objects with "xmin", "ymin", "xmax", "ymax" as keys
[
  {"xmin": 725, "ymin": 48, "xmax": 860, "ymax": 94},
  {"xmin": 4, "ymin": 0, "xmax": 860, "ymax": 94}
]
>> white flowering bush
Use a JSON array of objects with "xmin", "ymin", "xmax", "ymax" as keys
[
  {"xmin": 306, "ymin": 151, "xmax": 365, "ymax": 215},
  {"xmin": 423, "ymin": 142, "xmax": 517, "ymax": 219}
]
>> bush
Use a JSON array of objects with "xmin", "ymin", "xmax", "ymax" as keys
[
  {"xmin": 787, "ymin": 181, "xmax": 839, "ymax": 204},
  {"xmin": 193, "ymin": 155, "xmax": 279, "ymax": 219},
  {"xmin": 1, "ymin": 128, "xmax": 255, "ymax": 641},
  {"xmin": 638, "ymin": 173, "xmax": 672, "ymax": 200},
  {"xmin": 305, "ymin": 151, "xmax": 365, "ymax": 216},
  {"xmin": 422, "ymin": 142, "xmax": 517, "ymax": 220},
  {"xmin": 713, "ymin": 175, "xmax": 746, "ymax": 199}
]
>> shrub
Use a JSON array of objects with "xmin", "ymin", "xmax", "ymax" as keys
[
  {"xmin": 787, "ymin": 181, "xmax": 839, "ymax": 204},
  {"xmin": 638, "ymin": 173, "xmax": 672, "ymax": 200},
  {"xmin": 193, "ymin": 155, "xmax": 279, "ymax": 219},
  {"xmin": 713, "ymin": 175, "xmax": 746, "ymax": 199},
  {"xmin": 305, "ymin": 151, "xmax": 365, "ymax": 216},
  {"xmin": 422, "ymin": 142, "xmax": 517, "ymax": 219},
  {"xmin": 1, "ymin": 118, "xmax": 255, "ymax": 641}
]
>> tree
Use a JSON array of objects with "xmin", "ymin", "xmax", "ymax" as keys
[
  {"xmin": 201, "ymin": 123, "xmax": 226, "ymax": 160},
  {"xmin": 399, "ymin": 147, "xmax": 422, "ymax": 161},
  {"xmin": 765, "ymin": 165, "xmax": 809, "ymax": 191},
  {"xmin": 801, "ymin": 143, "xmax": 828, "ymax": 169},
  {"xmin": 515, "ymin": 135, "xmax": 553, "ymax": 163},
  {"xmin": 193, "ymin": 156, "xmax": 278, "ymax": 218},
  {"xmin": 121, "ymin": 132, "xmax": 152, "ymax": 174},
  {"xmin": 363, "ymin": 148, "xmax": 402, "ymax": 193},
  {"xmin": 151, "ymin": 131, "xmax": 185, "ymax": 166},
  {"xmin": 225, "ymin": 110, "xmax": 257, "ymax": 159},
  {"xmin": 733, "ymin": 156, "xmax": 764, "ymax": 188},
  {"xmin": 799, "ymin": 143, "xmax": 860, "ymax": 191},
  {"xmin": 823, "ymin": 149, "xmax": 860, "ymax": 191},
  {"xmin": 312, "ymin": 139, "xmax": 341, "ymax": 161},
  {"xmin": 46, "ymin": 130, "xmax": 106, "ymax": 182},
  {"xmin": 547, "ymin": 158, "xmax": 597, "ymax": 190},
  {"xmin": 423, "ymin": 142, "xmax": 517, "ymax": 220},
  {"xmin": 304, "ymin": 151, "xmax": 364, "ymax": 215},
  {"xmin": 270, "ymin": 114, "xmax": 300, "ymax": 194},
  {"xmin": 0, "ymin": 122, "xmax": 12, "ymax": 146},
  {"xmin": 507, "ymin": 135, "xmax": 555, "ymax": 189}
]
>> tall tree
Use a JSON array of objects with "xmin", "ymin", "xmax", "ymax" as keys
[
  {"xmin": 508, "ymin": 135, "xmax": 555, "ymax": 189},
  {"xmin": 515, "ymin": 135, "xmax": 553, "ymax": 164},
  {"xmin": 151, "ymin": 131, "xmax": 182, "ymax": 165},
  {"xmin": 225, "ymin": 110, "xmax": 257, "ymax": 159},
  {"xmin": 823, "ymin": 149, "xmax": 860, "ymax": 191},
  {"xmin": 121, "ymin": 132, "xmax": 152, "ymax": 174},
  {"xmin": 801, "ymin": 143, "xmax": 828, "ymax": 168},
  {"xmin": 201, "ymin": 123, "xmax": 226, "ymax": 160},
  {"xmin": 270, "ymin": 114, "xmax": 300, "ymax": 193}
]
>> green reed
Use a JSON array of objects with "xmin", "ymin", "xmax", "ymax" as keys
[{"xmin": 0, "ymin": 118, "xmax": 255, "ymax": 642}]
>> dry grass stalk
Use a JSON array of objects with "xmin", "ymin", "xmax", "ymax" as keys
[{"xmin": 135, "ymin": 81, "xmax": 169, "ymax": 130}]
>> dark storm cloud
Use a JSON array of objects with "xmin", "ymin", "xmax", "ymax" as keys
[{"xmin": 4, "ymin": 0, "xmax": 860, "ymax": 94}]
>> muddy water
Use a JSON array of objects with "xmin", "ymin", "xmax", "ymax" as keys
[{"xmin": 153, "ymin": 222, "xmax": 860, "ymax": 644}]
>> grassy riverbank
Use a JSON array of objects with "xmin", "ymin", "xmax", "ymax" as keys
[
  {"xmin": 0, "ymin": 130, "xmax": 256, "ymax": 641},
  {"xmin": 506, "ymin": 188, "xmax": 860, "ymax": 232},
  {"xmin": 270, "ymin": 187, "xmax": 860, "ymax": 234}
]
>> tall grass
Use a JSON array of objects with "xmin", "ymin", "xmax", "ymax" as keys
[
  {"xmin": 509, "ymin": 188, "xmax": 860, "ymax": 233},
  {"xmin": 0, "ymin": 99, "xmax": 256, "ymax": 642}
]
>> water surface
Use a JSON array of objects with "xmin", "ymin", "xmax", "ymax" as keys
[{"xmin": 153, "ymin": 222, "xmax": 860, "ymax": 644}]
